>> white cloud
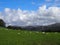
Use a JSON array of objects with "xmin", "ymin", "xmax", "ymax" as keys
[{"xmin": 0, "ymin": 5, "xmax": 60, "ymax": 26}]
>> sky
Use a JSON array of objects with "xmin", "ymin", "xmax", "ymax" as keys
[
  {"xmin": 0, "ymin": 0, "xmax": 60, "ymax": 26},
  {"xmin": 0, "ymin": 0, "xmax": 60, "ymax": 11}
]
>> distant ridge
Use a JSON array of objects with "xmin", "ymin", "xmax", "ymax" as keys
[{"xmin": 5, "ymin": 23, "xmax": 60, "ymax": 32}]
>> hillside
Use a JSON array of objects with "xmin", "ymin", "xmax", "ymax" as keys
[
  {"xmin": 22, "ymin": 23, "xmax": 60, "ymax": 32},
  {"xmin": 0, "ymin": 27, "xmax": 60, "ymax": 45}
]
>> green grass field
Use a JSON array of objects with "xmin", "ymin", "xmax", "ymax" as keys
[{"xmin": 0, "ymin": 27, "xmax": 60, "ymax": 45}]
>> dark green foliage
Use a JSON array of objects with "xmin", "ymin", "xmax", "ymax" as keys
[
  {"xmin": 0, "ymin": 19, "xmax": 5, "ymax": 27},
  {"xmin": 7, "ymin": 26, "xmax": 22, "ymax": 30}
]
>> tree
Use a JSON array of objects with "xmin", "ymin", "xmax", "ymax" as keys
[
  {"xmin": 7, "ymin": 26, "xmax": 22, "ymax": 30},
  {"xmin": 0, "ymin": 19, "xmax": 5, "ymax": 27}
]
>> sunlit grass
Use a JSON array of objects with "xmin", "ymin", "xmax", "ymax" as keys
[{"xmin": 0, "ymin": 27, "xmax": 60, "ymax": 45}]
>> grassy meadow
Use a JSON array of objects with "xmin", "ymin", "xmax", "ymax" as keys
[{"xmin": 0, "ymin": 27, "xmax": 60, "ymax": 45}]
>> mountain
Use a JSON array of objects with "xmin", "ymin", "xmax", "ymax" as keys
[
  {"xmin": 46, "ymin": 23, "xmax": 60, "ymax": 32},
  {"xmin": 22, "ymin": 23, "xmax": 60, "ymax": 32},
  {"xmin": 6, "ymin": 23, "xmax": 60, "ymax": 32}
]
